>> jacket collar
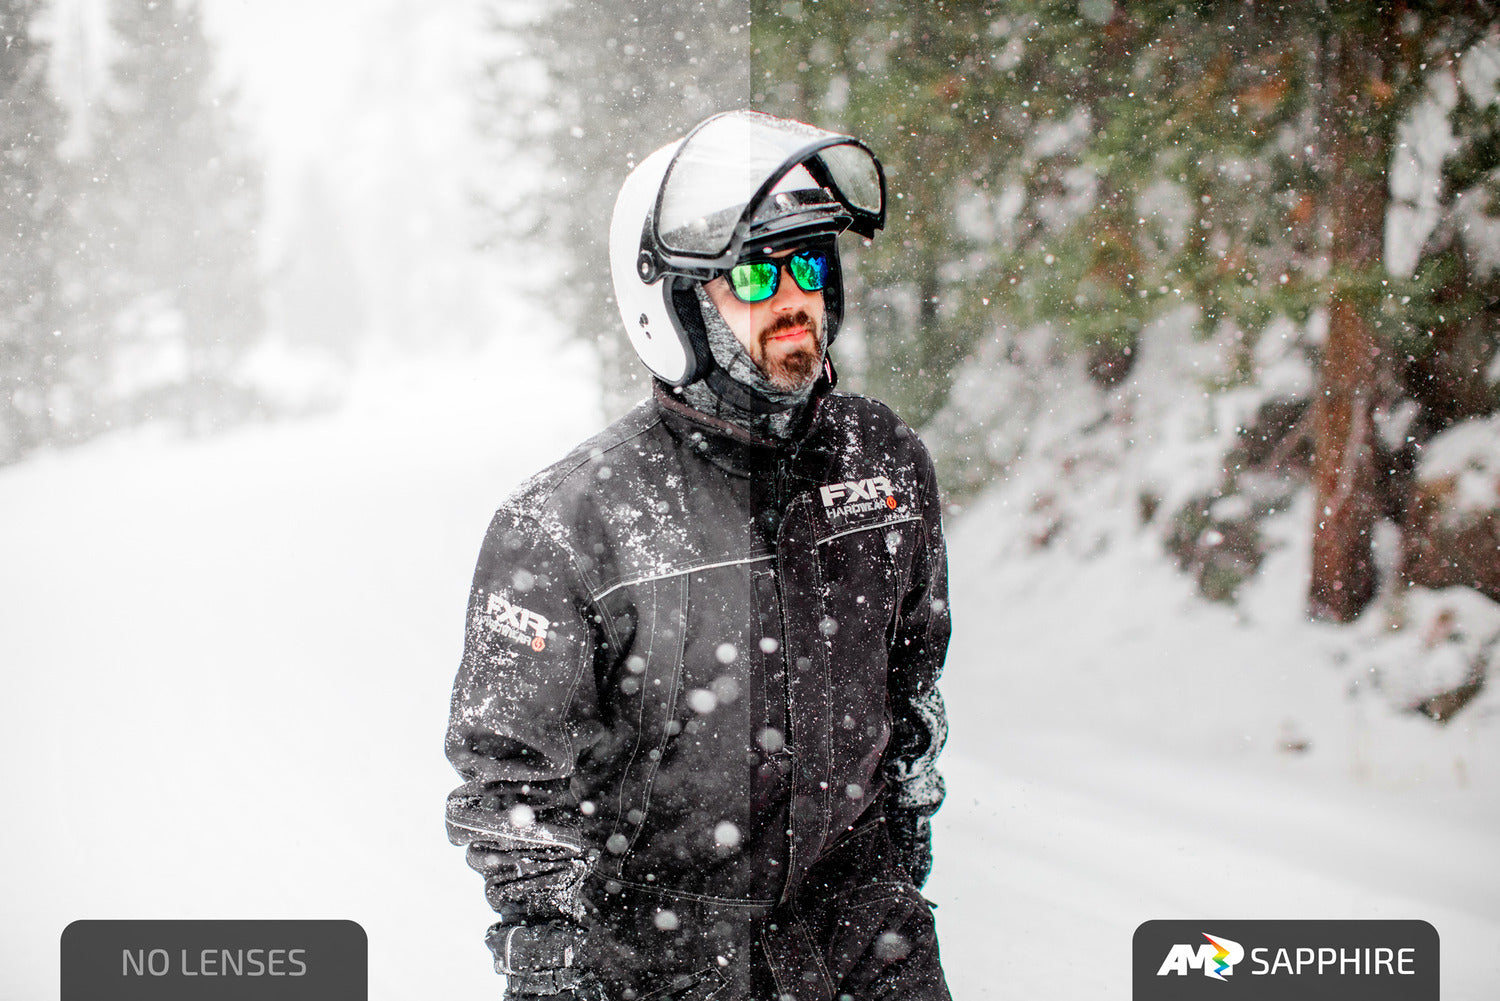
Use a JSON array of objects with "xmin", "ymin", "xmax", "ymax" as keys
[
  {"xmin": 654, "ymin": 381, "xmax": 785, "ymax": 451},
  {"xmin": 652, "ymin": 366, "xmax": 840, "ymax": 481},
  {"xmin": 652, "ymin": 356, "xmax": 838, "ymax": 451}
]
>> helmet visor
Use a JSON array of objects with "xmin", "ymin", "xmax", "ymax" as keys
[{"xmin": 653, "ymin": 111, "xmax": 884, "ymax": 265}]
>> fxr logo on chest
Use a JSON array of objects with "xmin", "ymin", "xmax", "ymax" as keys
[{"xmin": 820, "ymin": 475, "xmax": 897, "ymax": 509}]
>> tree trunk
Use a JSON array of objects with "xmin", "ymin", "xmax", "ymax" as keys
[{"xmin": 1307, "ymin": 28, "xmax": 1391, "ymax": 622}]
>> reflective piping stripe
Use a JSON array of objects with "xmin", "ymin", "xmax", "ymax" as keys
[
  {"xmin": 446, "ymin": 817, "xmax": 583, "ymax": 853},
  {"xmin": 503, "ymin": 926, "xmax": 520, "ymax": 973},
  {"xmin": 592, "ymin": 554, "xmax": 776, "ymax": 600},
  {"xmin": 814, "ymin": 515, "xmax": 921, "ymax": 547}
]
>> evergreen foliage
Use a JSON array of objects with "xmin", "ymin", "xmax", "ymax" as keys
[
  {"xmin": 751, "ymin": 2, "xmax": 1499, "ymax": 621},
  {"xmin": 494, "ymin": 2, "xmax": 1498, "ymax": 621},
  {"xmin": 751, "ymin": 0, "xmax": 1028, "ymax": 425},
  {"xmin": 88, "ymin": 0, "xmax": 265, "ymax": 431},
  {"xmin": 0, "ymin": 0, "xmax": 72, "ymax": 461},
  {"xmin": 478, "ymin": 0, "xmax": 751, "ymax": 414},
  {"xmin": 1, "ymin": 0, "xmax": 265, "ymax": 465}
]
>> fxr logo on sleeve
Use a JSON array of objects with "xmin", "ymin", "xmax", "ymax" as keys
[
  {"xmin": 485, "ymin": 593, "xmax": 551, "ymax": 651},
  {"xmin": 820, "ymin": 475, "xmax": 898, "ymax": 512}
]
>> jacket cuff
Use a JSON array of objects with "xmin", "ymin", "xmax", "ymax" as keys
[
  {"xmin": 488, "ymin": 920, "xmax": 598, "ymax": 998},
  {"xmin": 468, "ymin": 844, "xmax": 598, "ymax": 924},
  {"xmin": 886, "ymin": 809, "xmax": 934, "ymax": 888}
]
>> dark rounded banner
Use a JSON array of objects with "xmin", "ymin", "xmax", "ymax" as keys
[
  {"xmin": 1134, "ymin": 920, "xmax": 1438, "ymax": 1000},
  {"xmin": 61, "ymin": 920, "xmax": 366, "ymax": 1001}
]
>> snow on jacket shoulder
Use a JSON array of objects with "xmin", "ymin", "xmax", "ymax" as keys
[{"xmin": 445, "ymin": 383, "xmax": 950, "ymax": 973}]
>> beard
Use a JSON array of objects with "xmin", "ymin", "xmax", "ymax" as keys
[{"xmin": 749, "ymin": 309, "xmax": 823, "ymax": 390}]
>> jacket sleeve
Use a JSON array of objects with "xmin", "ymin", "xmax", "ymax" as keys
[
  {"xmin": 882, "ymin": 441, "xmax": 951, "ymax": 889},
  {"xmin": 445, "ymin": 506, "xmax": 609, "ymax": 972}
]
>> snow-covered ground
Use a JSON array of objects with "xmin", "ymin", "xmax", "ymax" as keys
[
  {"xmin": 3, "ymin": 318, "xmax": 1497, "ymax": 998},
  {"xmin": 931, "ymin": 312, "xmax": 1500, "ymax": 998},
  {"xmin": 936, "ymin": 510, "xmax": 1500, "ymax": 999}
]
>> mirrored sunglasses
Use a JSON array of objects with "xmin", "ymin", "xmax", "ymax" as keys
[{"xmin": 725, "ymin": 249, "xmax": 829, "ymax": 303}]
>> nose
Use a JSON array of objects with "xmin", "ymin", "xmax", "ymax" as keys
[{"xmin": 769, "ymin": 261, "xmax": 818, "ymax": 311}]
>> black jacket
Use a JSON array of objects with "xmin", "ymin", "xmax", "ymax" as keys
[{"xmin": 445, "ymin": 380, "xmax": 950, "ymax": 997}]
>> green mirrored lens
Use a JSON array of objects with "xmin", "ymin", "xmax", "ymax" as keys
[
  {"xmin": 787, "ymin": 251, "xmax": 828, "ymax": 292},
  {"xmin": 726, "ymin": 250, "xmax": 830, "ymax": 302},
  {"xmin": 728, "ymin": 261, "xmax": 778, "ymax": 302}
]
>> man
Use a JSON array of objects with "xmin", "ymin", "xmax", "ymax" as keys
[{"xmin": 445, "ymin": 110, "xmax": 951, "ymax": 1001}]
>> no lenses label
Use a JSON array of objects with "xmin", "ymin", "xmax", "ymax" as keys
[{"xmin": 62, "ymin": 920, "xmax": 366, "ymax": 1000}]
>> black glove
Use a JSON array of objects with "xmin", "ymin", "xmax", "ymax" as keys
[{"xmin": 487, "ymin": 918, "xmax": 602, "ymax": 999}]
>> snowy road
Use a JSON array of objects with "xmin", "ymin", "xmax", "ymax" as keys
[
  {"xmin": 2, "ymin": 339, "xmax": 1496, "ymax": 998},
  {"xmin": 933, "ymin": 733, "xmax": 1499, "ymax": 998}
]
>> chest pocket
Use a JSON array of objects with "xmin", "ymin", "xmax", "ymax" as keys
[
  {"xmin": 812, "ymin": 516, "xmax": 922, "ymax": 728},
  {"xmin": 814, "ymin": 517, "xmax": 921, "ymax": 637}
]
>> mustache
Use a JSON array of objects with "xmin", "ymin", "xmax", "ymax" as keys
[{"xmin": 760, "ymin": 310, "xmax": 818, "ymax": 344}]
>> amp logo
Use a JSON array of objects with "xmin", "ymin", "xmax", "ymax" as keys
[
  {"xmin": 820, "ymin": 475, "xmax": 898, "ymax": 510},
  {"xmin": 485, "ymin": 593, "xmax": 551, "ymax": 651},
  {"xmin": 1158, "ymin": 933, "xmax": 1245, "ymax": 981}
]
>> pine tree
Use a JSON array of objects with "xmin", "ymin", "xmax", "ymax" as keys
[
  {"xmin": 1005, "ymin": 4, "xmax": 1493, "ymax": 623},
  {"xmin": 0, "ymin": 0, "xmax": 72, "ymax": 460},
  {"xmin": 479, "ymin": 0, "xmax": 751, "ymax": 414},
  {"xmin": 755, "ymin": 2, "xmax": 1498, "ymax": 622},
  {"xmin": 752, "ymin": 1, "xmax": 1049, "ymax": 426},
  {"xmin": 89, "ymin": 0, "xmax": 264, "ymax": 429}
]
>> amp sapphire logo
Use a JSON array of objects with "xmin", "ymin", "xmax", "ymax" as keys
[
  {"xmin": 1134, "ymin": 920, "xmax": 1438, "ymax": 1001},
  {"xmin": 1157, "ymin": 933, "xmax": 1245, "ymax": 981}
]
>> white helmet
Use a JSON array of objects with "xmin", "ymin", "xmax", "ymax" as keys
[{"xmin": 609, "ymin": 110, "xmax": 886, "ymax": 386}]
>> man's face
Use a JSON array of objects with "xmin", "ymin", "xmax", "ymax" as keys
[{"xmin": 703, "ymin": 246, "xmax": 826, "ymax": 391}]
